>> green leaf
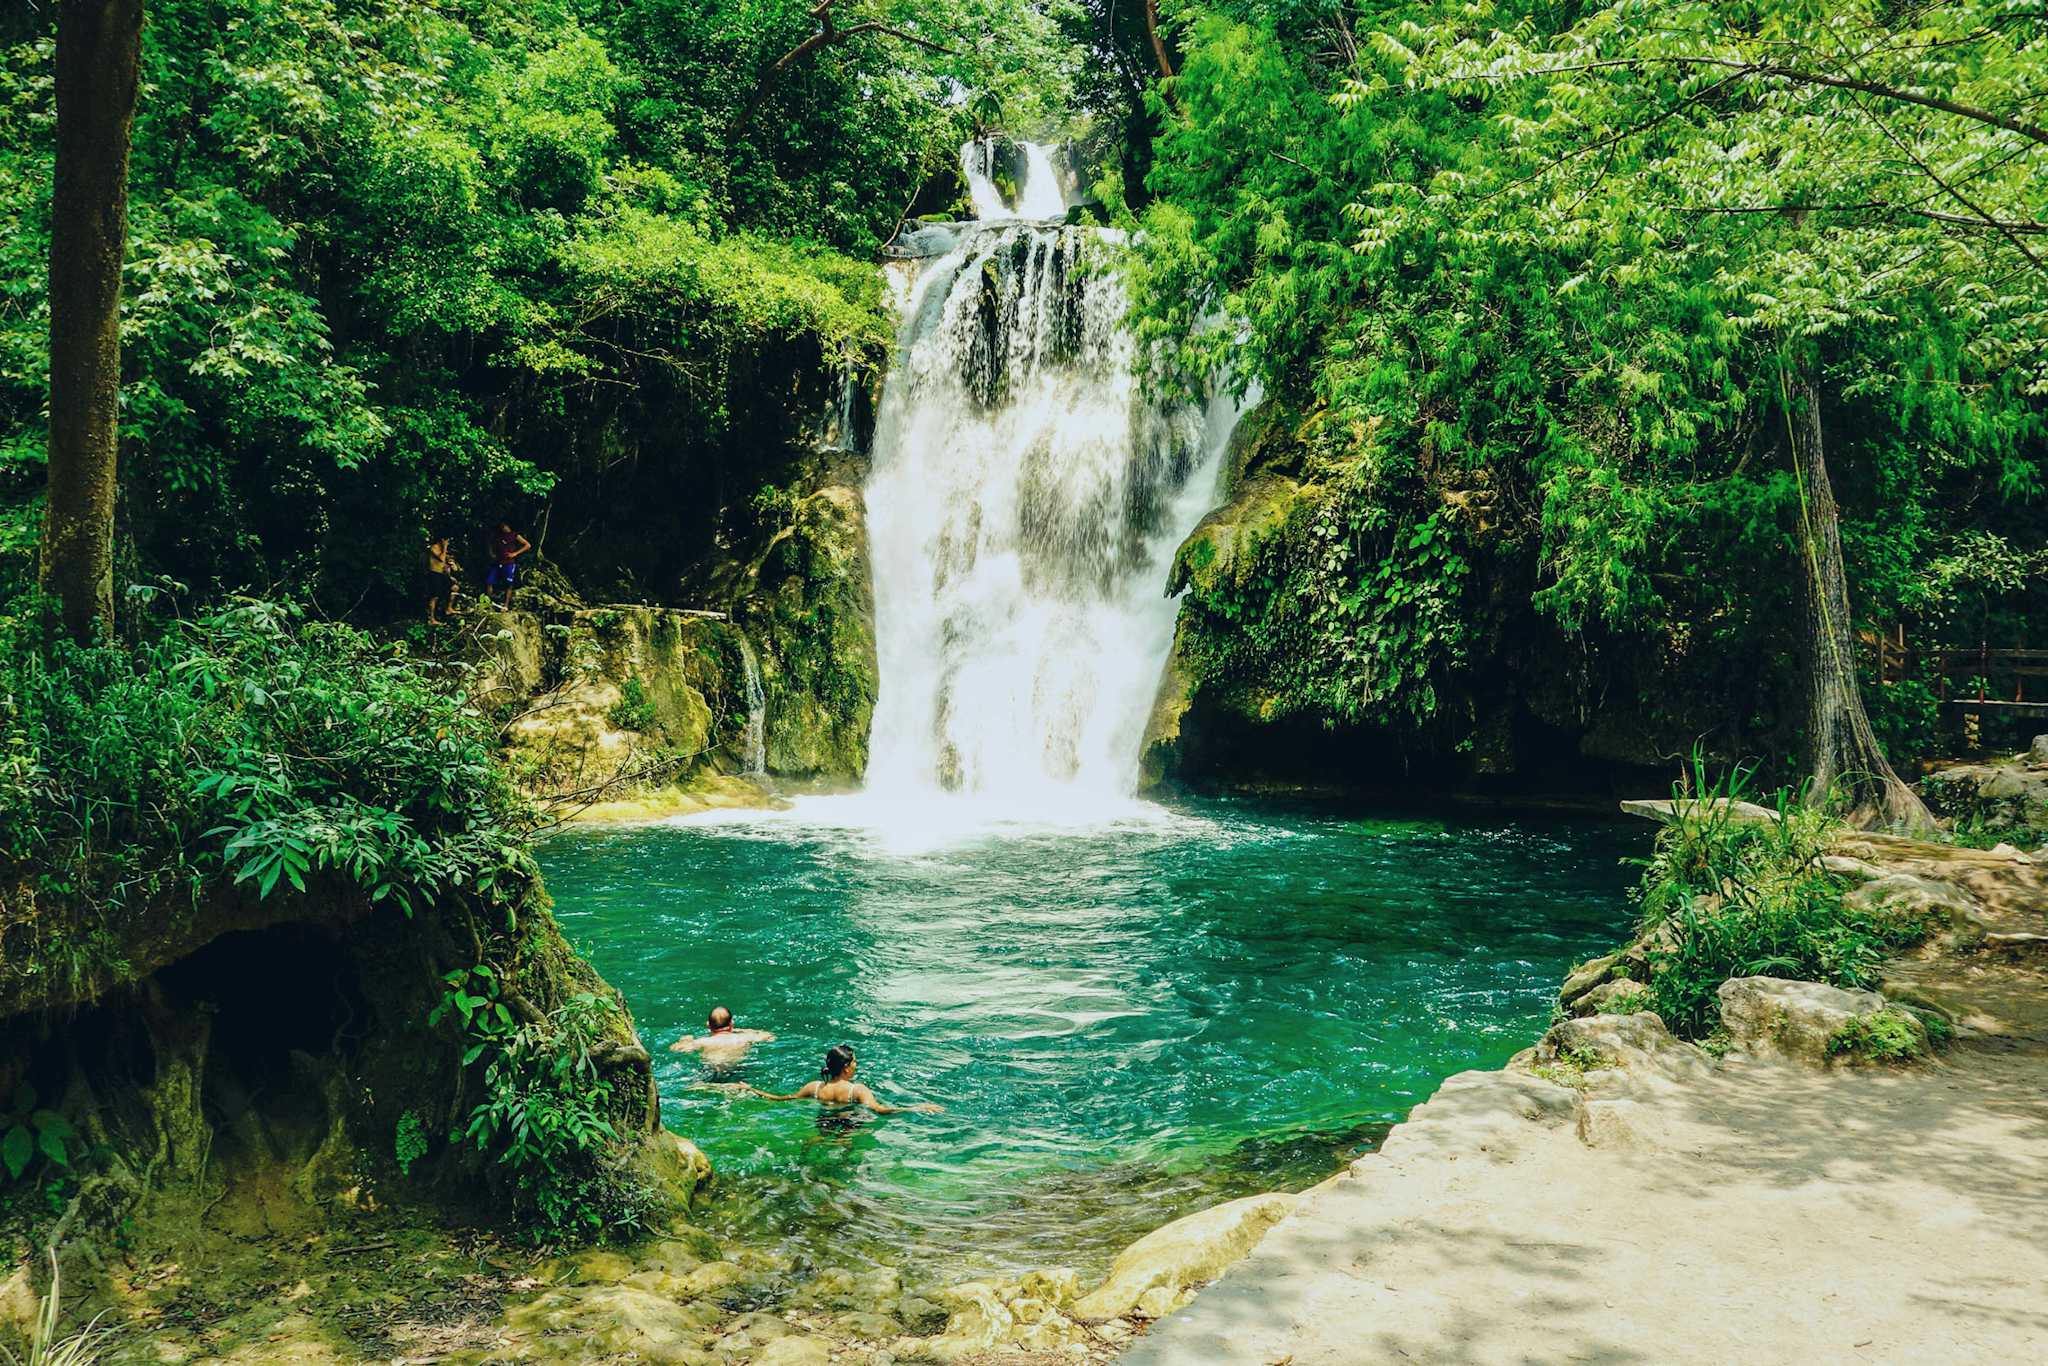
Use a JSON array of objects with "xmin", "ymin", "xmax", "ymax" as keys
[{"xmin": 2, "ymin": 1124, "xmax": 31, "ymax": 1180}]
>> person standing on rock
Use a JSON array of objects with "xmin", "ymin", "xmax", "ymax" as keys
[
  {"xmin": 484, "ymin": 520, "xmax": 531, "ymax": 608},
  {"xmin": 423, "ymin": 532, "xmax": 459, "ymax": 625},
  {"xmin": 670, "ymin": 1005, "xmax": 776, "ymax": 1068},
  {"xmin": 740, "ymin": 1044, "xmax": 943, "ymax": 1115}
]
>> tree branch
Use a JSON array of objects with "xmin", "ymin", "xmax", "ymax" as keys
[{"xmin": 1480, "ymin": 56, "xmax": 2048, "ymax": 148}]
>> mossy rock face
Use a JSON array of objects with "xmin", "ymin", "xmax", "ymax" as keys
[
  {"xmin": 736, "ymin": 484, "xmax": 879, "ymax": 781},
  {"xmin": 494, "ymin": 605, "xmax": 755, "ymax": 799}
]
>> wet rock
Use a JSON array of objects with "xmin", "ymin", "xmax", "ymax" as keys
[
  {"xmin": 642, "ymin": 1129, "xmax": 714, "ymax": 1203},
  {"xmin": 678, "ymin": 1259, "xmax": 749, "ymax": 1299},
  {"xmin": 788, "ymin": 1264, "xmax": 903, "ymax": 1313},
  {"xmin": 749, "ymin": 1337, "xmax": 834, "ymax": 1366},
  {"xmin": 1019, "ymin": 1266, "xmax": 1081, "ymax": 1308},
  {"xmin": 508, "ymin": 1284, "xmax": 720, "ymax": 1364},
  {"xmin": 1717, "ymin": 976, "xmax": 1893, "ymax": 1066},
  {"xmin": 1821, "ymin": 854, "xmax": 1885, "ymax": 881},
  {"xmin": 833, "ymin": 1310, "xmax": 904, "ymax": 1339},
  {"xmin": 1071, "ymin": 1192, "xmax": 1298, "ymax": 1320},
  {"xmin": 2031, "ymin": 734, "xmax": 2048, "ymax": 767}
]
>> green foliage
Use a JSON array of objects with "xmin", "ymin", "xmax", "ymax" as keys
[
  {"xmin": 606, "ymin": 676, "xmax": 659, "ymax": 733},
  {"xmin": 1127, "ymin": 1, "xmax": 2048, "ymax": 767},
  {"xmin": 434, "ymin": 966, "xmax": 649, "ymax": 1243},
  {"xmin": 393, "ymin": 1110, "xmax": 429, "ymax": 1178},
  {"xmin": 1825, "ymin": 1006, "xmax": 1934, "ymax": 1065},
  {"xmin": 0, "ymin": 1085, "xmax": 71, "ymax": 1185},
  {"xmin": 1532, "ymin": 1043, "xmax": 1615, "ymax": 1090},
  {"xmin": 1630, "ymin": 758, "xmax": 1929, "ymax": 1037},
  {"xmin": 0, "ymin": 0, "xmax": 1082, "ymax": 610},
  {"xmin": 0, "ymin": 596, "xmax": 534, "ymax": 1003}
]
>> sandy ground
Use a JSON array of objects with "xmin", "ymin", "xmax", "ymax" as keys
[{"xmin": 1123, "ymin": 959, "xmax": 2048, "ymax": 1366}]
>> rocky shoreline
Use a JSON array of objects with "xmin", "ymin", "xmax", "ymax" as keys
[{"xmin": 1119, "ymin": 801, "xmax": 2048, "ymax": 1365}]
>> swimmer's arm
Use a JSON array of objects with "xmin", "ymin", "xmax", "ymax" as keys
[
  {"xmin": 743, "ymin": 1080, "xmax": 821, "ymax": 1102},
  {"xmin": 854, "ymin": 1084, "xmax": 943, "ymax": 1116}
]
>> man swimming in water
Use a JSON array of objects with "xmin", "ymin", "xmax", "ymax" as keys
[
  {"xmin": 669, "ymin": 1005, "xmax": 774, "ymax": 1066},
  {"xmin": 740, "ymin": 1044, "xmax": 943, "ymax": 1115}
]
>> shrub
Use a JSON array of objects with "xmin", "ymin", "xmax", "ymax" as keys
[
  {"xmin": 432, "ymin": 966, "xmax": 652, "ymax": 1244},
  {"xmin": 606, "ymin": 675, "xmax": 658, "ymax": 732},
  {"xmin": 0, "ymin": 596, "xmax": 533, "ymax": 958},
  {"xmin": 1825, "ymin": 1006, "xmax": 1934, "ymax": 1064},
  {"xmin": 1631, "ymin": 755, "xmax": 1931, "ymax": 1038},
  {"xmin": 394, "ymin": 1111, "xmax": 429, "ymax": 1177}
]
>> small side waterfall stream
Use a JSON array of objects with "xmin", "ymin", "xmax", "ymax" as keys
[
  {"xmin": 863, "ymin": 141, "xmax": 1246, "ymax": 804},
  {"xmin": 735, "ymin": 634, "xmax": 767, "ymax": 777}
]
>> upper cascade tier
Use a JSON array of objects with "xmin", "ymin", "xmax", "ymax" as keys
[{"xmin": 960, "ymin": 137, "xmax": 1071, "ymax": 221}]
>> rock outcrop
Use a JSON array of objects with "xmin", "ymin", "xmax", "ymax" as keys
[
  {"xmin": 1716, "ymin": 976, "xmax": 1927, "ymax": 1066},
  {"xmin": 1070, "ymin": 1192, "xmax": 1298, "ymax": 1321},
  {"xmin": 481, "ymin": 603, "xmax": 749, "ymax": 803},
  {"xmin": 1921, "ymin": 748, "xmax": 2048, "ymax": 834}
]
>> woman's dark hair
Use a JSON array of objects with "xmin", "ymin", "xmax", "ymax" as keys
[{"xmin": 821, "ymin": 1044, "xmax": 856, "ymax": 1080}]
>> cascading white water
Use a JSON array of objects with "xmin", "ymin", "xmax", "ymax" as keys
[
  {"xmin": 860, "ymin": 143, "xmax": 1246, "ymax": 806},
  {"xmin": 959, "ymin": 138, "xmax": 1069, "ymax": 220},
  {"xmin": 735, "ymin": 634, "xmax": 767, "ymax": 777}
]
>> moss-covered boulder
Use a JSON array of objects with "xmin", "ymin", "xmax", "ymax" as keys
[{"xmin": 731, "ymin": 484, "xmax": 879, "ymax": 781}]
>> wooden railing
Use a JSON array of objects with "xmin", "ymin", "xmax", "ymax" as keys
[{"xmin": 1931, "ymin": 646, "xmax": 2048, "ymax": 711}]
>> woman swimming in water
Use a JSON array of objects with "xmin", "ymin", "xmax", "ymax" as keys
[{"xmin": 740, "ymin": 1044, "xmax": 943, "ymax": 1115}]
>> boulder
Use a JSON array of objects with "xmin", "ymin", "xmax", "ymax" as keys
[
  {"xmin": 1844, "ymin": 873, "xmax": 1984, "ymax": 942},
  {"xmin": 1558, "ymin": 952, "xmax": 1620, "ymax": 1008},
  {"xmin": 2030, "ymin": 734, "xmax": 2048, "ymax": 767},
  {"xmin": 1569, "ymin": 977, "xmax": 1650, "ymax": 1018},
  {"xmin": 1920, "ymin": 760, "xmax": 2048, "ymax": 831},
  {"xmin": 1071, "ymin": 1192, "xmax": 1298, "ymax": 1321},
  {"xmin": 1535, "ymin": 1011, "xmax": 1705, "ymax": 1081},
  {"xmin": 1716, "ymin": 976, "xmax": 1890, "ymax": 1066},
  {"xmin": 641, "ymin": 1129, "xmax": 714, "ymax": 1204},
  {"xmin": 750, "ymin": 1337, "xmax": 834, "ymax": 1366}
]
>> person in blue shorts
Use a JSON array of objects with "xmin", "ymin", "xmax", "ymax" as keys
[{"xmin": 485, "ymin": 521, "xmax": 531, "ymax": 607}]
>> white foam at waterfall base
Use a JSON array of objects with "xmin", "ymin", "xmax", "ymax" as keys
[{"xmin": 839, "ymin": 142, "xmax": 1251, "ymax": 826}]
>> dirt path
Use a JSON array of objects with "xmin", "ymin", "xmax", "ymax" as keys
[{"xmin": 1123, "ymin": 873, "xmax": 2048, "ymax": 1365}]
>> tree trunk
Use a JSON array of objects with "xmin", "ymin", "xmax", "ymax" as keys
[
  {"xmin": 1144, "ymin": 0, "xmax": 1176, "ymax": 81},
  {"xmin": 1788, "ymin": 378, "xmax": 1936, "ymax": 833},
  {"xmin": 43, "ymin": 0, "xmax": 144, "ymax": 642}
]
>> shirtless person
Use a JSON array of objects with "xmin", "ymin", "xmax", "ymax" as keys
[
  {"xmin": 423, "ymin": 534, "xmax": 459, "ymax": 625},
  {"xmin": 669, "ymin": 1005, "xmax": 774, "ymax": 1067},
  {"xmin": 741, "ymin": 1044, "xmax": 943, "ymax": 1115}
]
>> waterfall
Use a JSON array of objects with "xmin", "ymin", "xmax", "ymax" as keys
[
  {"xmin": 860, "ymin": 141, "xmax": 1246, "ymax": 805},
  {"xmin": 735, "ymin": 633, "xmax": 767, "ymax": 777},
  {"xmin": 959, "ymin": 138, "xmax": 1068, "ymax": 221}
]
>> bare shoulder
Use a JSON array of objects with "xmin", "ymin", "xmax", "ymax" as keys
[
  {"xmin": 851, "ymin": 1083, "xmax": 881, "ymax": 1104},
  {"xmin": 797, "ymin": 1080, "xmax": 821, "ymax": 1098},
  {"xmin": 739, "ymin": 1029, "xmax": 777, "ymax": 1042},
  {"xmin": 667, "ymin": 1035, "xmax": 703, "ymax": 1053}
]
